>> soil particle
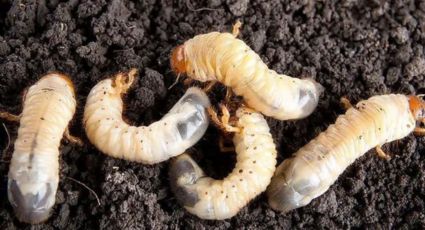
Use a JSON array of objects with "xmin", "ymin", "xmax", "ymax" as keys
[
  {"xmin": 227, "ymin": 0, "xmax": 249, "ymax": 16},
  {"xmin": 91, "ymin": 0, "xmax": 144, "ymax": 48},
  {"xmin": 0, "ymin": 0, "xmax": 425, "ymax": 229},
  {"xmin": 391, "ymin": 26, "xmax": 410, "ymax": 45},
  {"xmin": 251, "ymin": 29, "xmax": 267, "ymax": 52},
  {"xmin": 385, "ymin": 66, "xmax": 401, "ymax": 85},
  {"xmin": 76, "ymin": 42, "xmax": 108, "ymax": 66},
  {"xmin": 404, "ymin": 56, "xmax": 425, "ymax": 80}
]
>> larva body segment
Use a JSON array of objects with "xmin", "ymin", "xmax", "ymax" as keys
[
  {"xmin": 169, "ymin": 107, "xmax": 277, "ymax": 220},
  {"xmin": 173, "ymin": 32, "xmax": 324, "ymax": 120},
  {"xmin": 7, "ymin": 74, "xmax": 77, "ymax": 224},
  {"xmin": 84, "ymin": 72, "xmax": 210, "ymax": 164},
  {"xmin": 267, "ymin": 94, "xmax": 417, "ymax": 213}
]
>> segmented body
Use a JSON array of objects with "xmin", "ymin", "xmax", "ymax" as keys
[
  {"xmin": 8, "ymin": 74, "xmax": 76, "ymax": 224},
  {"xmin": 267, "ymin": 94, "xmax": 416, "ymax": 213},
  {"xmin": 169, "ymin": 107, "xmax": 277, "ymax": 219},
  {"xmin": 84, "ymin": 74, "xmax": 210, "ymax": 164},
  {"xmin": 174, "ymin": 32, "xmax": 324, "ymax": 120}
]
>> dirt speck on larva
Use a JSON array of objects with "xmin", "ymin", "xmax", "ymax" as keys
[{"xmin": 0, "ymin": 0, "xmax": 425, "ymax": 229}]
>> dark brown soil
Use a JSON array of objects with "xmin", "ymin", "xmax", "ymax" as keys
[{"xmin": 0, "ymin": 0, "xmax": 425, "ymax": 229}]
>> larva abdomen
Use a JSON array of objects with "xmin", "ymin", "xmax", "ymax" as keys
[
  {"xmin": 172, "ymin": 31, "xmax": 324, "ymax": 120},
  {"xmin": 84, "ymin": 71, "xmax": 210, "ymax": 164},
  {"xmin": 169, "ymin": 107, "xmax": 277, "ymax": 220},
  {"xmin": 267, "ymin": 94, "xmax": 417, "ymax": 213},
  {"xmin": 7, "ymin": 74, "xmax": 76, "ymax": 224}
]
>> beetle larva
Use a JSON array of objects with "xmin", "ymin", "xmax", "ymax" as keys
[
  {"xmin": 7, "ymin": 73, "xmax": 77, "ymax": 224},
  {"xmin": 169, "ymin": 106, "xmax": 277, "ymax": 220},
  {"xmin": 170, "ymin": 23, "xmax": 324, "ymax": 120},
  {"xmin": 267, "ymin": 94, "xmax": 425, "ymax": 213},
  {"xmin": 83, "ymin": 69, "xmax": 210, "ymax": 164}
]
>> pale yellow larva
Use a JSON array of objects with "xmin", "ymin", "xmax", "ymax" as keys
[
  {"xmin": 169, "ymin": 107, "xmax": 277, "ymax": 220},
  {"xmin": 267, "ymin": 94, "xmax": 425, "ymax": 213},
  {"xmin": 170, "ymin": 27, "xmax": 324, "ymax": 121},
  {"xmin": 7, "ymin": 73, "xmax": 77, "ymax": 224},
  {"xmin": 83, "ymin": 69, "xmax": 210, "ymax": 164}
]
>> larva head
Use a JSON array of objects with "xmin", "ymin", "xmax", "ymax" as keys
[
  {"xmin": 171, "ymin": 45, "xmax": 187, "ymax": 74},
  {"xmin": 294, "ymin": 78, "xmax": 324, "ymax": 119},
  {"xmin": 7, "ymin": 178, "xmax": 57, "ymax": 224},
  {"xmin": 409, "ymin": 95, "xmax": 425, "ymax": 121}
]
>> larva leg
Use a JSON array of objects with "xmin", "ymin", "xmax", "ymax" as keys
[
  {"xmin": 219, "ymin": 104, "xmax": 240, "ymax": 132},
  {"xmin": 340, "ymin": 97, "xmax": 353, "ymax": 110},
  {"xmin": 232, "ymin": 20, "xmax": 242, "ymax": 37},
  {"xmin": 375, "ymin": 145, "xmax": 391, "ymax": 160},
  {"xmin": 1, "ymin": 77, "xmax": 26, "ymax": 118},
  {"xmin": 0, "ymin": 112, "xmax": 21, "ymax": 122},
  {"xmin": 203, "ymin": 81, "xmax": 216, "ymax": 93},
  {"xmin": 413, "ymin": 127, "xmax": 425, "ymax": 136},
  {"xmin": 64, "ymin": 128, "xmax": 83, "ymax": 146},
  {"xmin": 224, "ymin": 88, "xmax": 233, "ymax": 105},
  {"xmin": 208, "ymin": 106, "xmax": 224, "ymax": 130},
  {"xmin": 208, "ymin": 105, "xmax": 240, "ymax": 133}
]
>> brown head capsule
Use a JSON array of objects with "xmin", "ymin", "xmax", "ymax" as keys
[
  {"xmin": 171, "ymin": 45, "xmax": 187, "ymax": 75},
  {"xmin": 408, "ymin": 95, "xmax": 425, "ymax": 121}
]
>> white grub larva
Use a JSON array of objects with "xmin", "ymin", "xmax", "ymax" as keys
[
  {"xmin": 83, "ymin": 69, "xmax": 210, "ymax": 164},
  {"xmin": 170, "ymin": 22, "xmax": 324, "ymax": 121},
  {"xmin": 267, "ymin": 94, "xmax": 425, "ymax": 213},
  {"xmin": 7, "ymin": 73, "xmax": 77, "ymax": 224},
  {"xmin": 169, "ymin": 106, "xmax": 277, "ymax": 220}
]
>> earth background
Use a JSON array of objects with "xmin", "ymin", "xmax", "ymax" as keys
[{"xmin": 0, "ymin": 0, "xmax": 424, "ymax": 229}]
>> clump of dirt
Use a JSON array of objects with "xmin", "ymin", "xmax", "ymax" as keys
[{"xmin": 1, "ymin": 0, "xmax": 425, "ymax": 229}]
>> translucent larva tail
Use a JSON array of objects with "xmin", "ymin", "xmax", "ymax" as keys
[
  {"xmin": 296, "ymin": 78, "xmax": 324, "ymax": 119},
  {"xmin": 267, "ymin": 178, "xmax": 304, "ymax": 213},
  {"xmin": 267, "ymin": 158, "xmax": 311, "ymax": 213},
  {"xmin": 7, "ymin": 179, "xmax": 57, "ymax": 224},
  {"xmin": 169, "ymin": 153, "xmax": 204, "ymax": 208},
  {"xmin": 167, "ymin": 87, "xmax": 211, "ymax": 143}
]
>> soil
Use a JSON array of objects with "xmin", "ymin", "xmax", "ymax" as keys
[{"xmin": 0, "ymin": 0, "xmax": 424, "ymax": 229}]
